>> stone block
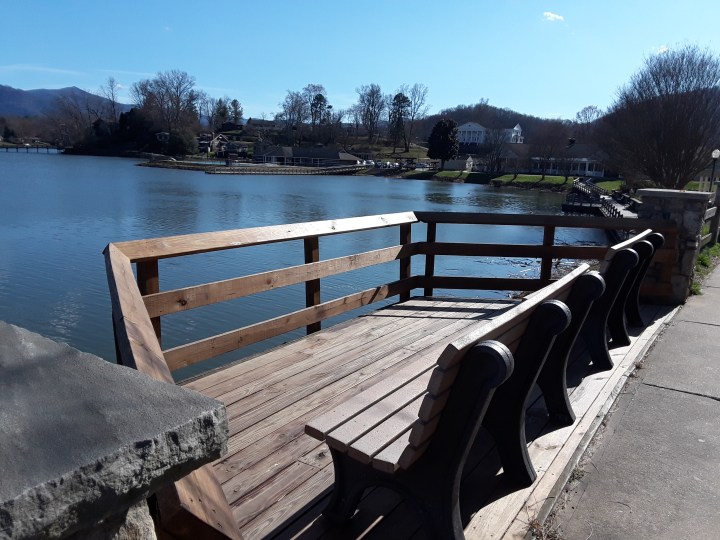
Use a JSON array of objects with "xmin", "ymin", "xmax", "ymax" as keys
[{"xmin": 0, "ymin": 321, "xmax": 228, "ymax": 539}]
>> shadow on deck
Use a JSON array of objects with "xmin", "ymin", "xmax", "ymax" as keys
[{"xmin": 182, "ymin": 300, "xmax": 676, "ymax": 540}]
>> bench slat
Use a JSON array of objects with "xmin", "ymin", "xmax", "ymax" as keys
[
  {"xmin": 371, "ymin": 430, "xmax": 430, "ymax": 474},
  {"xmin": 325, "ymin": 374, "xmax": 431, "ymax": 453},
  {"xmin": 346, "ymin": 395, "xmax": 425, "ymax": 464},
  {"xmin": 304, "ymin": 355, "xmax": 437, "ymax": 440}
]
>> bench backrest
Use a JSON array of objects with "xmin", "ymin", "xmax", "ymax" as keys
[
  {"xmin": 305, "ymin": 266, "xmax": 589, "ymax": 472},
  {"xmin": 415, "ymin": 265, "xmax": 588, "ymax": 420},
  {"xmin": 435, "ymin": 264, "xmax": 590, "ymax": 371},
  {"xmin": 599, "ymin": 229, "xmax": 652, "ymax": 273}
]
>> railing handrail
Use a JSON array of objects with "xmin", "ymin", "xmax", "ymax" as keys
[
  {"xmin": 113, "ymin": 211, "xmax": 419, "ymax": 262},
  {"xmin": 105, "ymin": 211, "xmax": 679, "ymax": 373},
  {"xmin": 414, "ymin": 211, "xmax": 673, "ymax": 231}
]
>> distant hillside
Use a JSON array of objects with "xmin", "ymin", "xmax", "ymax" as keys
[{"xmin": 0, "ymin": 85, "xmax": 131, "ymax": 117}]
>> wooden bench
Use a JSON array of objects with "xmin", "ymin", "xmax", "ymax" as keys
[
  {"xmin": 581, "ymin": 229, "xmax": 665, "ymax": 370},
  {"xmin": 304, "ymin": 266, "xmax": 605, "ymax": 538}
]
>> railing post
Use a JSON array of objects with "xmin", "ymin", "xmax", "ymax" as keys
[
  {"xmin": 540, "ymin": 225, "xmax": 555, "ymax": 283},
  {"xmin": 304, "ymin": 237, "xmax": 321, "ymax": 334},
  {"xmin": 137, "ymin": 260, "xmax": 161, "ymax": 346},
  {"xmin": 423, "ymin": 222, "xmax": 437, "ymax": 297},
  {"xmin": 399, "ymin": 223, "xmax": 412, "ymax": 302}
]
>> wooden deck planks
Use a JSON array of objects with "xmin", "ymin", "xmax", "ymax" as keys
[
  {"xmin": 186, "ymin": 297, "xmax": 508, "ymax": 538},
  {"xmin": 182, "ymin": 296, "xmax": 675, "ymax": 540}
]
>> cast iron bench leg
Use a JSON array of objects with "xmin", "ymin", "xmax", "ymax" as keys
[
  {"xmin": 626, "ymin": 233, "xmax": 665, "ymax": 327},
  {"xmin": 482, "ymin": 301, "xmax": 570, "ymax": 486},
  {"xmin": 608, "ymin": 240, "xmax": 654, "ymax": 347},
  {"xmin": 324, "ymin": 453, "xmax": 463, "ymax": 539},
  {"xmin": 537, "ymin": 272, "xmax": 605, "ymax": 426},
  {"xmin": 323, "ymin": 449, "xmax": 374, "ymax": 524},
  {"xmin": 321, "ymin": 341, "xmax": 514, "ymax": 539},
  {"xmin": 580, "ymin": 249, "xmax": 638, "ymax": 371}
]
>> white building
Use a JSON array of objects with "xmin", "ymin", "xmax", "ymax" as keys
[
  {"xmin": 456, "ymin": 122, "xmax": 524, "ymax": 145},
  {"xmin": 456, "ymin": 122, "xmax": 487, "ymax": 144},
  {"xmin": 508, "ymin": 124, "xmax": 524, "ymax": 143}
]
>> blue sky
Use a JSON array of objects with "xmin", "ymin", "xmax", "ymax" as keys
[{"xmin": 1, "ymin": 0, "xmax": 718, "ymax": 121}]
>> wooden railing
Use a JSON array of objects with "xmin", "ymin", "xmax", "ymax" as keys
[{"xmin": 105, "ymin": 211, "xmax": 678, "ymax": 375}]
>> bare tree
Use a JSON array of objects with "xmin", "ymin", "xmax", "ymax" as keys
[
  {"xmin": 49, "ymin": 89, "xmax": 108, "ymax": 145},
  {"xmin": 405, "ymin": 83, "xmax": 429, "ymax": 151},
  {"xmin": 196, "ymin": 90, "xmax": 214, "ymax": 131},
  {"xmin": 320, "ymin": 105, "xmax": 345, "ymax": 144},
  {"xmin": 477, "ymin": 128, "xmax": 507, "ymax": 174},
  {"xmin": 277, "ymin": 90, "xmax": 309, "ymax": 144},
  {"xmin": 348, "ymin": 103, "xmax": 362, "ymax": 140},
  {"xmin": 574, "ymin": 105, "xmax": 602, "ymax": 142},
  {"xmin": 131, "ymin": 70, "xmax": 200, "ymax": 134},
  {"xmin": 130, "ymin": 79, "xmax": 151, "ymax": 110},
  {"xmin": 356, "ymin": 84, "xmax": 385, "ymax": 146},
  {"xmin": 100, "ymin": 77, "xmax": 121, "ymax": 123},
  {"xmin": 530, "ymin": 120, "xmax": 570, "ymax": 180},
  {"xmin": 601, "ymin": 44, "xmax": 720, "ymax": 189}
]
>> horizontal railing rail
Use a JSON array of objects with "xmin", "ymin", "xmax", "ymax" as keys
[{"xmin": 106, "ymin": 211, "xmax": 678, "ymax": 374}]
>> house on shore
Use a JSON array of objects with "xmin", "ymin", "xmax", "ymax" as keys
[
  {"xmin": 253, "ymin": 144, "xmax": 362, "ymax": 167},
  {"xmin": 491, "ymin": 143, "xmax": 607, "ymax": 178},
  {"xmin": 457, "ymin": 122, "xmax": 524, "ymax": 146}
]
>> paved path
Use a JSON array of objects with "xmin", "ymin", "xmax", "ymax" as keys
[{"xmin": 553, "ymin": 268, "xmax": 720, "ymax": 539}]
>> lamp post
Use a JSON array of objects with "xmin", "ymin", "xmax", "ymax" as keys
[{"xmin": 710, "ymin": 149, "xmax": 720, "ymax": 244}]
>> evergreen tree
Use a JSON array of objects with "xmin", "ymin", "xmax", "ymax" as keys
[
  {"xmin": 427, "ymin": 119, "xmax": 459, "ymax": 170},
  {"xmin": 388, "ymin": 92, "xmax": 410, "ymax": 153}
]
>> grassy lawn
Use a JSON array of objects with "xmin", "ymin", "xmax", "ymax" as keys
[
  {"xmin": 373, "ymin": 145, "xmax": 428, "ymax": 161},
  {"xmin": 595, "ymin": 180, "xmax": 623, "ymax": 191},
  {"xmin": 491, "ymin": 174, "xmax": 573, "ymax": 187},
  {"xmin": 427, "ymin": 171, "xmax": 493, "ymax": 183},
  {"xmin": 692, "ymin": 242, "xmax": 720, "ymax": 294}
]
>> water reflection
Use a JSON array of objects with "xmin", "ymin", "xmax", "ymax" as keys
[
  {"xmin": 0, "ymin": 153, "xmax": 607, "ymax": 372},
  {"xmin": 137, "ymin": 180, "xmax": 201, "ymax": 233}
]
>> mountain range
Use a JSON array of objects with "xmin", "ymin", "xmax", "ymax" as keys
[{"xmin": 0, "ymin": 85, "xmax": 130, "ymax": 117}]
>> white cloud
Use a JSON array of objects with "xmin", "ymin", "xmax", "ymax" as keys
[
  {"xmin": 0, "ymin": 64, "xmax": 84, "ymax": 76},
  {"xmin": 543, "ymin": 11, "xmax": 564, "ymax": 22},
  {"xmin": 653, "ymin": 45, "xmax": 670, "ymax": 54}
]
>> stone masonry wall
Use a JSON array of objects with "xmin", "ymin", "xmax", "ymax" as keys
[{"xmin": 637, "ymin": 188, "xmax": 713, "ymax": 303}]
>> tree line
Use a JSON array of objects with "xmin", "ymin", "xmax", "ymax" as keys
[
  {"xmin": 2, "ymin": 43, "xmax": 719, "ymax": 189},
  {"xmin": 425, "ymin": 44, "xmax": 720, "ymax": 188}
]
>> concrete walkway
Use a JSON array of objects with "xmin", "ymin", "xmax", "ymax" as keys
[{"xmin": 552, "ymin": 268, "xmax": 720, "ymax": 539}]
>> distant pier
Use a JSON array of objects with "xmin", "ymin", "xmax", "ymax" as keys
[{"xmin": 2, "ymin": 145, "xmax": 63, "ymax": 153}]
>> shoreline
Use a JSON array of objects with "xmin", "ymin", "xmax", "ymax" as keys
[{"xmin": 137, "ymin": 159, "xmax": 577, "ymax": 191}]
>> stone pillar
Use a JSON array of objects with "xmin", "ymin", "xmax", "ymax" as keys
[{"xmin": 637, "ymin": 188, "xmax": 713, "ymax": 303}]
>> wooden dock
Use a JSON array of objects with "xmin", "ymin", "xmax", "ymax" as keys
[
  {"xmin": 179, "ymin": 298, "xmax": 675, "ymax": 539},
  {"xmin": 206, "ymin": 164, "xmax": 368, "ymax": 175},
  {"xmin": 104, "ymin": 211, "xmax": 681, "ymax": 539}
]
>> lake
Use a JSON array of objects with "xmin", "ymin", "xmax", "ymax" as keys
[{"xmin": 0, "ymin": 153, "xmax": 605, "ymax": 378}]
